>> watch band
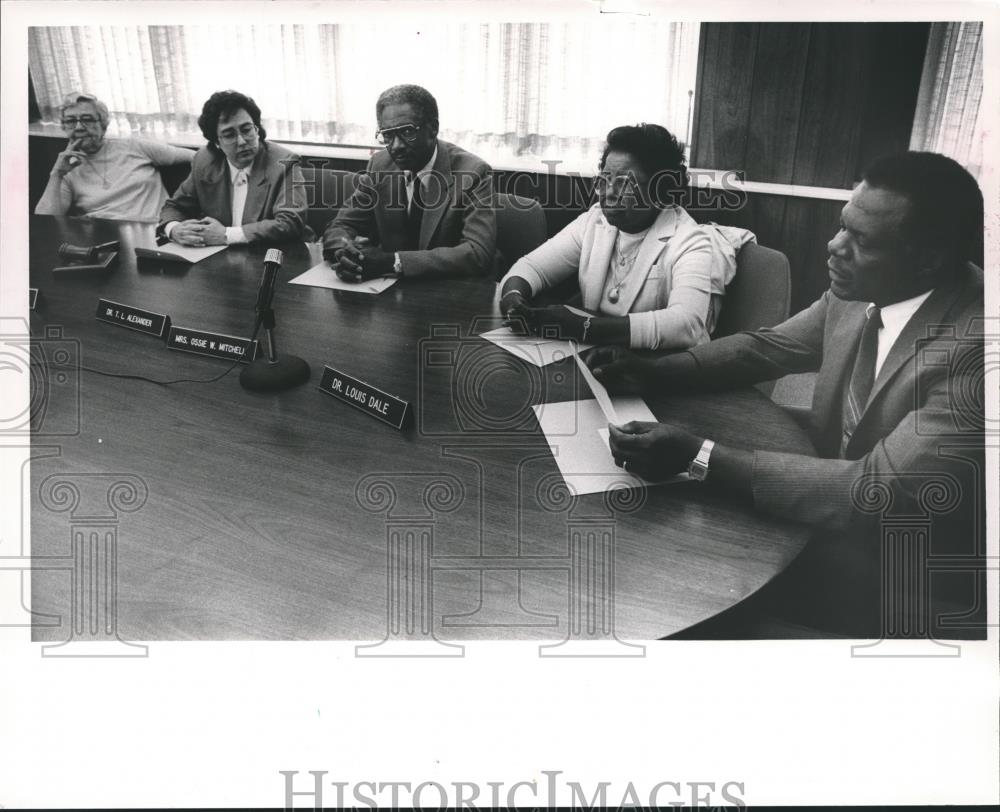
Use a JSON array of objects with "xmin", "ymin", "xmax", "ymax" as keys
[{"xmin": 687, "ymin": 439, "xmax": 715, "ymax": 482}]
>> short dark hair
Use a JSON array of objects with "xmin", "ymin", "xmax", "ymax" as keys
[
  {"xmin": 599, "ymin": 123, "xmax": 688, "ymax": 207},
  {"xmin": 198, "ymin": 90, "xmax": 267, "ymax": 152},
  {"xmin": 862, "ymin": 151, "xmax": 983, "ymax": 267},
  {"xmin": 375, "ymin": 84, "xmax": 439, "ymax": 127}
]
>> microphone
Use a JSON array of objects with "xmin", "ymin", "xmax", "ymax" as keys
[
  {"xmin": 239, "ymin": 248, "xmax": 311, "ymax": 393},
  {"xmin": 254, "ymin": 248, "xmax": 283, "ymax": 314}
]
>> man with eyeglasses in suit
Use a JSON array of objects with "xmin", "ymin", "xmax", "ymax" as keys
[
  {"xmin": 160, "ymin": 89, "xmax": 310, "ymax": 245},
  {"xmin": 323, "ymin": 84, "xmax": 495, "ymax": 281},
  {"xmin": 35, "ymin": 92, "xmax": 193, "ymax": 223}
]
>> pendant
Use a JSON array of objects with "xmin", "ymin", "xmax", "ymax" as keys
[{"xmin": 608, "ymin": 287, "xmax": 620, "ymax": 304}]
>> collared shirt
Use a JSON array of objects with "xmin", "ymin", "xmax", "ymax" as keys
[
  {"xmin": 404, "ymin": 146, "xmax": 438, "ymax": 213},
  {"xmin": 163, "ymin": 158, "xmax": 250, "ymax": 244},
  {"xmin": 394, "ymin": 145, "xmax": 439, "ymax": 275},
  {"xmin": 870, "ymin": 289, "xmax": 933, "ymax": 377},
  {"xmin": 225, "ymin": 161, "xmax": 250, "ymax": 245}
]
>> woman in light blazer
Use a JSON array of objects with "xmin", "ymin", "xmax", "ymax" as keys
[{"xmin": 500, "ymin": 124, "xmax": 726, "ymax": 350}]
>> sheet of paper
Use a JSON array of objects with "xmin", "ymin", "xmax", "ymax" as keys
[
  {"xmin": 478, "ymin": 304, "xmax": 597, "ymax": 367},
  {"xmin": 134, "ymin": 243, "xmax": 227, "ymax": 264},
  {"xmin": 479, "ymin": 329, "xmax": 591, "ymax": 367},
  {"xmin": 287, "ymin": 261, "xmax": 399, "ymax": 294},
  {"xmin": 571, "ymin": 341, "xmax": 619, "ymax": 425},
  {"xmin": 532, "ymin": 398, "xmax": 690, "ymax": 495}
]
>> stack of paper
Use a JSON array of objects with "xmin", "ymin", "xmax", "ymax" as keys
[{"xmin": 288, "ymin": 261, "xmax": 398, "ymax": 294}]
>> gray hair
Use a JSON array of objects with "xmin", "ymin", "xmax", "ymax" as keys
[
  {"xmin": 60, "ymin": 92, "xmax": 110, "ymax": 127},
  {"xmin": 375, "ymin": 84, "xmax": 438, "ymax": 126}
]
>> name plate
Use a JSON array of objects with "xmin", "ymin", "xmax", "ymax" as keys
[
  {"xmin": 96, "ymin": 299, "xmax": 170, "ymax": 337},
  {"xmin": 166, "ymin": 326, "xmax": 259, "ymax": 363},
  {"xmin": 29, "ymin": 288, "xmax": 40, "ymax": 310},
  {"xmin": 319, "ymin": 366, "xmax": 410, "ymax": 429}
]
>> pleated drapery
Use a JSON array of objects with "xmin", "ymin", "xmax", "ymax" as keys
[{"xmin": 29, "ymin": 22, "xmax": 701, "ymax": 172}]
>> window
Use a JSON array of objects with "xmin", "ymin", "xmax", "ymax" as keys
[
  {"xmin": 28, "ymin": 22, "xmax": 701, "ymax": 172},
  {"xmin": 909, "ymin": 22, "xmax": 985, "ymax": 179}
]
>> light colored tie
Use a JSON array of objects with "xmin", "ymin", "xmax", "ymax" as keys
[{"xmin": 231, "ymin": 169, "xmax": 249, "ymax": 227}]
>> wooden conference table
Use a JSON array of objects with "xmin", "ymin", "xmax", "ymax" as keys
[{"xmin": 28, "ymin": 215, "xmax": 815, "ymax": 645}]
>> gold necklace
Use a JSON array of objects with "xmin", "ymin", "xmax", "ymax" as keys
[{"xmin": 608, "ymin": 233, "xmax": 643, "ymax": 303}]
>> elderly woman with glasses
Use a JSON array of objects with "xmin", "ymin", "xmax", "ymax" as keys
[
  {"xmin": 35, "ymin": 92, "xmax": 194, "ymax": 223},
  {"xmin": 500, "ymin": 123, "xmax": 739, "ymax": 351},
  {"xmin": 159, "ymin": 90, "xmax": 311, "ymax": 246}
]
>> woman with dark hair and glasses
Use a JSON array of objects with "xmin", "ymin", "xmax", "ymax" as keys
[
  {"xmin": 35, "ymin": 92, "xmax": 193, "ymax": 223},
  {"xmin": 500, "ymin": 123, "xmax": 735, "ymax": 350},
  {"xmin": 159, "ymin": 89, "xmax": 311, "ymax": 245}
]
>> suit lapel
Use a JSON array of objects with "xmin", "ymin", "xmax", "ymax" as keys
[
  {"xmin": 580, "ymin": 219, "xmax": 617, "ymax": 310},
  {"xmin": 615, "ymin": 207, "xmax": 678, "ymax": 312},
  {"xmin": 418, "ymin": 143, "xmax": 450, "ymax": 249},
  {"xmin": 375, "ymin": 171, "xmax": 409, "ymax": 251},
  {"xmin": 241, "ymin": 147, "xmax": 270, "ymax": 226},
  {"xmin": 864, "ymin": 277, "xmax": 967, "ymax": 409},
  {"xmin": 203, "ymin": 157, "xmax": 231, "ymax": 225},
  {"xmin": 814, "ymin": 302, "xmax": 868, "ymax": 449}
]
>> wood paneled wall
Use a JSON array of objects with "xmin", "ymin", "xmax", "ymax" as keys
[
  {"xmin": 691, "ymin": 22, "xmax": 931, "ymax": 311},
  {"xmin": 692, "ymin": 22, "xmax": 930, "ymax": 186}
]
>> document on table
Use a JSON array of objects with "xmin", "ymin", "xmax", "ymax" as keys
[
  {"xmin": 288, "ymin": 261, "xmax": 399, "ymax": 294},
  {"xmin": 479, "ymin": 306, "xmax": 593, "ymax": 367},
  {"xmin": 532, "ymin": 398, "xmax": 690, "ymax": 495},
  {"xmin": 134, "ymin": 243, "xmax": 227, "ymax": 264}
]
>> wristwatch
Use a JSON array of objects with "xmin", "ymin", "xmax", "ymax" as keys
[
  {"xmin": 687, "ymin": 439, "xmax": 714, "ymax": 482},
  {"xmin": 393, "ymin": 253, "xmax": 404, "ymax": 278}
]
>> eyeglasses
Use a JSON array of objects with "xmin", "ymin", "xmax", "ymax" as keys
[
  {"xmin": 595, "ymin": 171, "xmax": 646, "ymax": 197},
  {"xmin": 374, "ymin": 124, "xmax": 422, "ymax": 145},
  {"xmin": 61, "ymin": 115, "xmax": 100, "ymax": 128},
  {"xmin": 217, "ymin": 123, "xmax": 259, "ymax": 145}
]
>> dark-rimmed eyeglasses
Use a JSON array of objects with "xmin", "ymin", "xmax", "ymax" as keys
[
  {"xmin": 374, "ymin": 124, "xmax": 422, "ymax": 145},
  {"xmin": 61, "ymin": 115, "xmax": 100, "ymax": 128}
]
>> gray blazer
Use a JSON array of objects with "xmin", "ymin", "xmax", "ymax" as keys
[
  {"xmin": 160, "ymin": 142, "xmax": 310, "ymax": 243},
  {"xmin": 324, "ymin": 139, "xmax": 496, "ymax": 278},
  {"xmin": 686, "ymin": 265, "xmax": 984, "ymax": 531}
]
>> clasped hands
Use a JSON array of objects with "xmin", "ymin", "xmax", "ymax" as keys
[
  {"xmin": 322, "ymin": 235, "xmax": 395, "ymax": 283},
  {"xmin": 170, "ymin": 217, "xmax": 228, "ymax": 247}
]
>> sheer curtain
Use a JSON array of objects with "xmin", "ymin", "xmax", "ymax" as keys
[
  {"xmin": 29, "ymin": 22, "xmax": 700, "ymax": 171},
  {"xmin": 909, "ymin": 22, "xmax": 984, "ymax": 179}
]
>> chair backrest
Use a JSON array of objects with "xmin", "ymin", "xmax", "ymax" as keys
[
  {"xmin": 158, "ymin": 152, "xmax": 196, "ymax": 196},
  {"xmin": 300, "ymin": 166, "xmax": 359, "ymax": 238},
  {"xmin": 713, "ymin": 242, "xmax": 791, "ymax": 337},
  {"xmin": 494, "ymin": 192, "xmax": 548, "ymax": 280}
]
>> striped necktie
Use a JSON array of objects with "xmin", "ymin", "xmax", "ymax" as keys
[{"xmin": 841, "ymin": 305, "xmax": 882, "ymax": 456}]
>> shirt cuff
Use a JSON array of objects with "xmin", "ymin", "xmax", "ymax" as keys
[
  {"xmin": 226, "ymin": 226, "xmax": 248, "ymax": 244},
  {"xmin": 164, "ymin": 221, "xmax": 178, "ymax": 240}
]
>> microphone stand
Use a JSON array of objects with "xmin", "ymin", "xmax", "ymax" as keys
[{"xmin": 239, "ymin": 252, "xmax": 311, "ymax": 392}]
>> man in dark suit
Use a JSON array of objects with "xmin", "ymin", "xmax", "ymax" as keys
[
  {"xmin": 589, "ymin": 152, "xmax": 985, "ymax": 638},
  {"xmin": 160, "ymin": 90, "xmax": 310, "ymax": 244},
  {"xmin": 322, "ymin": 84, "xmax": 495, "ymax": 281}
]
